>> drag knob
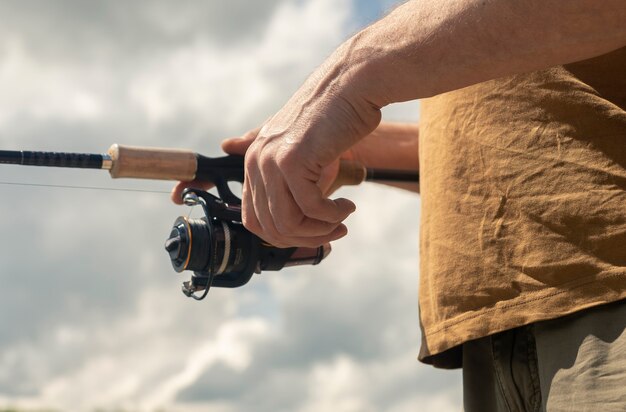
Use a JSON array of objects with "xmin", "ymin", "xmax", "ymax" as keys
[{"xmin": 165, "ymin": 218, "xmax": 192, "ymax": 272}]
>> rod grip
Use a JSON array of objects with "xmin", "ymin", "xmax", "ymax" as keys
[
  {"xmin": 324, "ymin": 160, "xmax": 366, "ymax": 196},
  {"xmin": 107, "ymin": 144, "xmax": 197, "ymax": 181}
]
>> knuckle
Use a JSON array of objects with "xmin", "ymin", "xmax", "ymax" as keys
[
  {"xmin": 275, "ymin": 151, "xmax": 295, "ymax": 170},
  {"xmin": 263, "ymin": 231, "xmax": 290, "ymax": 249},
  {"xmin": 300, "ymin": 201, "xmax": 326, "ymax": 219},
  {"xmin": 274, "ymin": 216, "xmax": 300, "ymax": 236},
  {"xmin": 244, "ymin": 151, "xmax": 259, "ymax": 169},
  {"xmin": 259, "ymin": 154, "xmax": 276, "ymax": 174},
  {"xmin": 241, "ymin": 209, "xmax": 260, "ymax": 234}
]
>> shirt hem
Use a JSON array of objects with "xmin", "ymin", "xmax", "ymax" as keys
[{"xmin": 418, "ymin": 270, "xmax": 626, "ymax": 367}]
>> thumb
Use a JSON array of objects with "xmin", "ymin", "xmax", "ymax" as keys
[{"xmin": 221, "ymin": 127, "xmax": 260, "ymax": 155}]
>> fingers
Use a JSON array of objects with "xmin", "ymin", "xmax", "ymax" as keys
[
  {"xmin": 242, "ymin": 186, "xmax": 349, "ymax": 248},
  {"xmin": 221, "ymin": 127, "xmax": 260, "ymax": 155},
  {"xmin": 172, "ymin": 125, "xmax": 356, "ymax": 247},
  {"xmin": 171, "ymin": 127, "xmax": 262, "ymax": 204},
  {"xmin": 170, "ymin": 180, "xmax": 214, "ymax": 204},
  {"xmin": 241, "ymin": 156, "xmax": 354, "ymax": 248}
]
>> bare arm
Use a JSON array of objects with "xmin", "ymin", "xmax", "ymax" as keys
[
  {"xmin": 342, "ymin": 122, "xmax": 420, "ymax": 193},
  {"xmin": 348, "ymin": 0, "xmax": 626, "ymax": 105},
  {"xmin": 229, "ymin": 0, "xmax": 626, "ymax": 247}
]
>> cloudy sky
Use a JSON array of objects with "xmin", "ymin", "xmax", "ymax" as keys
[{"xmin": 0, "ymin": 1, "xmax": 461, "ymax": 411}]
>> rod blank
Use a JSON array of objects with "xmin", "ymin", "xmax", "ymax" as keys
[
  {"xmin": 366, "ymin": 168, "xmax": 420, "ymax": 182},
  {"xmin": 0, "ymin": 150, "xmax": 104, "ymax": 169}
]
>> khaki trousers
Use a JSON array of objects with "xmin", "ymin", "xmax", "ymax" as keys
[{"xmin": 462, "ymin": 299, "xmax": 626, "ymax": 412}]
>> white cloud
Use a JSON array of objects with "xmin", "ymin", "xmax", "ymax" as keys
[
  {"xmin": 0, "ymin": 39, "xmax": 106, "ymax": 127},
  {"xmin": 0, "ymin": 1, "xmax": 462, "ymax": 411},
  {"xmin": 141, "ymin": 318, "xmax": 270, "ymax": 410},
  {"xmin": 127, "ymin": 0, "xmax": 352, "ymax": 129},
  {"xmin": 300, "ymin": 355, "xmax": 375, "ymax": 412},
  {"xmin": 298, "ymin": 351, "xmax": 461, "ymax": 412},
  {"xmin": 387, "ymin": 393, "xmax": 462, "ymax": 412}
]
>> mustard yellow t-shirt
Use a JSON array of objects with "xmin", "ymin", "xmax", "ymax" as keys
[{"xmin": 418, "ymin": 47, "xmax": 626, "ymax": 368}]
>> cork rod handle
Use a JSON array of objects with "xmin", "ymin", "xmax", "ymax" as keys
[{"xmin": 107, "ymin": 144, "xmax": 198, "ymax": 181}]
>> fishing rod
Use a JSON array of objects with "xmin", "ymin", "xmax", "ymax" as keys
[
  {"xmin": 1, "ymin": 144, "xmax": 419, "ymax": 299},
  {"xmin": 0, "ymin": 144, "xmax": 418, "ymax": 197}
]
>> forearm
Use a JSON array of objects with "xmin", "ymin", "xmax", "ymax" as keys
[
  {"xmin": 348, "ymin": 122, "xmax": 420, "ymax": 193},
  {"xmin": 341, "ymin": 0, "xmax": 626, "ymax": 106},
  {"xmin": 349, "ymin": 122, "xmax": 419, "ymax": 169}
]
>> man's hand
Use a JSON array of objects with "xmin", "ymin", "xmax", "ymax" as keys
[
  {"xmin": 171, "ymin": 121, "xmax": 420, "ymax": 246},
  {"xmin": 239, "ymin": 56, "xmax": 383, "ymax": 248}
]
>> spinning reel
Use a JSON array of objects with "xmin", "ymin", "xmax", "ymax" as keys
[
  {"xmin": 1, "ymin": 144, "xmax": 418, "ymax": 301},
  {"xmin": 164, "ymin": 184, "xmax": 330, "ymax": 300}
]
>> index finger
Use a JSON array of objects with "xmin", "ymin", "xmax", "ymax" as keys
[{"xmin": 170, "ymin": 180, "xmax": 215, "ymax": 204}]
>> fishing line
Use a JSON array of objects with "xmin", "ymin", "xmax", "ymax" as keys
[{"xmin": 0, "ymin": 181, "xmax": 171, "ymax": 194}]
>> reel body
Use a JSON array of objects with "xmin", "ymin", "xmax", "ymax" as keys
[{"xmin": 165, "ymin": 188, "xmax": 330, "ymax": 299}]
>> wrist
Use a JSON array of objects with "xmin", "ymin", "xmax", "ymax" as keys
[
  {"xmin": 328, "ymin": 29, "xmax": 393, "ymax": 109},
  {"xmin": 295, "ymin": 39, "xmax": 385, "ymax": 150},
  {"xmin": 329, "ymin": 24, "xmax": 424, "ymax": 108}
]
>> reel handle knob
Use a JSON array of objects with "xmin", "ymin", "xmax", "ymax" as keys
[{"xmin": 324, "ymin": 160, "xmax": 367, "ymax": 196}]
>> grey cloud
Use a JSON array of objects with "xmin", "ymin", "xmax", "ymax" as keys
[
  {"xmin": 0, "ymin": 0, "xmax": 463, "ymax": 410},
  {"xmin": 0, "ymin": 0, "xmax": 283, "ymax": 61},
  {"xmin": 0, "ymin": 189, "xmax": 159, "ymax": 342},
  {"xmin": 0, "ymin": 111, "xmax": 236, "ymax": 154}
]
